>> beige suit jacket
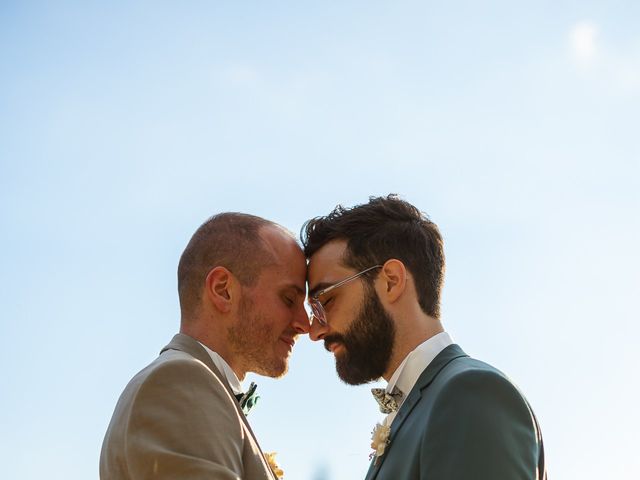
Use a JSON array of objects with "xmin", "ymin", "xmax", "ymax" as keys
[{"xmin": 100, "ymin": 334, "xmax": 275, "ymax": 480}]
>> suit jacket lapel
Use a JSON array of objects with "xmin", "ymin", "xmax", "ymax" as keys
[
  {"xmin": 365, "ymin": 344, "xmax": 468, "ymax": 480},
  {"xmin": 160, "ymin": 333, "xmax": 271, "ymax": 472}
]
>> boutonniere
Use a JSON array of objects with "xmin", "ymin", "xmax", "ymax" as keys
[
  {"xmin": 369, "ymin": 422, "xmax": 391, "ymax": 464},
  {"xmin": 264, "ymin": 451, "xmax": 284, "ymax": 479}
]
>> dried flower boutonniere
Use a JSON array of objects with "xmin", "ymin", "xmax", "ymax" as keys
[
  {"xmin": 264, "ymin": 451, "xmax": 284, "ymax": 479},
  {"xmin": 369, "ymin": 422, "xmax": 391, "ymax": 464}
]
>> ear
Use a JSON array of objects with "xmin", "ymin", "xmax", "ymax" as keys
[
  {"xmin": 205, "ymin": 266, "xmax": 236, "ymax": 313},
  {"xmin": 378, "ymin": 259, "xmax": 407, "ymax": 304}
]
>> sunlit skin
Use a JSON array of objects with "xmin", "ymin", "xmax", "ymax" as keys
[
  {"xmin": 307, "ymin": 239, "xmax": 444, "ymax": 382},
  {"xmin": 181, "ymin": 224, "xmax": 309, "ymax": 380}
]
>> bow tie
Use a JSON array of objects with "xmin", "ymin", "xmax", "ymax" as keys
[
  {"xmin": 234, "ymin": 382, "xmax": 259, "ymax": 416},
  {"xmin": 371, "ymin": 386, "xmax": 404, "ymax": 414}
]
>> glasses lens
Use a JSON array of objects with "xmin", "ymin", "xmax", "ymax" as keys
[{"xmin": 309, "ymin": 298, "xmax": 326, "ymax": 326}]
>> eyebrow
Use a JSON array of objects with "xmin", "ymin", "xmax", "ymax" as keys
[{"xmin": 285, "ymin": 284, "xmax": 306, "ymax": 296}]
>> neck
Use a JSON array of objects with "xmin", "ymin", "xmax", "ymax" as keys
[{"xmin": 382, "ymin": 313, "xmax": 444, "ymax": 382}]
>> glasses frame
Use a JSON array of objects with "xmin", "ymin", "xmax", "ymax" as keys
[{"xmin": 306, "ymin": 264, "xmax": 383, "ymax": 326}]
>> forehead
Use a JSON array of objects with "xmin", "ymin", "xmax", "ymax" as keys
[
  {"xmin": 259, "ymin": 225, "xmax": 307, "ymax": 288},
  {"xmin": 307, "ymin": 239, "xmax": 351, "ymax": 288}
]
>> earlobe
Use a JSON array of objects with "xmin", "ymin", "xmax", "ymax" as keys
[
  {"xmin": 205, "ymin": 267, "xmax": 234, "ymax": 312},
  {"xmin": 381, "ymin": 260, "xmax": 407, "ymax": 303}
]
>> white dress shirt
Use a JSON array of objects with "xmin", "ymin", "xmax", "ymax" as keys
[
  {"xmin": 197, "ymin": 341, "xmax": 243, "ymax": 396},
  {"xmin": 383, "ymin": 331, "xmax": 454, "ymax": 426}
]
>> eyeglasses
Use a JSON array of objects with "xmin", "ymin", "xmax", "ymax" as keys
[{"xmin": 306, "ymin": 265, "xmax": 383, "ymax": 326}]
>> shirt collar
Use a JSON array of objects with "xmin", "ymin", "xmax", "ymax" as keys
[
  {"xmin": 197, "ymin": 341, "xmax": 243, "ymax": 395},
  {"xmin": 386, "ymin": 331, "xmax": 454, "ymax": 399}
]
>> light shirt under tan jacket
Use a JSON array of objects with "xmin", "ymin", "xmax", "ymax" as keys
[{"xmin": 100, "ymin": 333, "xmax": 276, "ymax": 480}]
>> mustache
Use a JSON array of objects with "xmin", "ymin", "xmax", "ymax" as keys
[{"xmin": 323, "ymin": 334, "xmax": 345, "ymax": 352}]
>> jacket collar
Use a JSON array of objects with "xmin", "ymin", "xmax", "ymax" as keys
[
  {"xmin": 161, "ymin": 333, "xmax": 218, "ymax": 372},
  {"xmin": 160, "ymin": 333, "xmax": 240, "ymax": 405}
]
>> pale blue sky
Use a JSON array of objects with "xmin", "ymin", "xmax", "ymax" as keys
[{"xmin": 1, "ymin": 2, "xmax": 639, "ymax": 479}]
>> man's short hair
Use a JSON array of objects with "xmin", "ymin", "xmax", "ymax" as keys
[
  {"xmin": 301, "ymin": 194, "xmax": 445, "ymax": 319},
  {"xmin": 178, "ymin": 213, "xmax": 274, "ymax": 317}
]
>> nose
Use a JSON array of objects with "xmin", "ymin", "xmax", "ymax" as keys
[
  {"xmin": 290, "ymin": 303, "xmax": 310, "ymax": 335},
  {"xmin": 308, "ymin": 317, "xmax": 328, "ymax": 342}
]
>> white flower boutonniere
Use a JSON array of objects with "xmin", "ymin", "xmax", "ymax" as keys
[
  {"xmin": 369, "ymin": 422, "xmax": 391, "ymax": 464},
  {"xmin": 264, "ymin": 451, "xmax": 284, "ymax": 479}
]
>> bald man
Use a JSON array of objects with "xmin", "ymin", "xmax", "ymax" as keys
[{"xmin": 100, "ymin": 213, "xmax": 309, "ymax": 480}]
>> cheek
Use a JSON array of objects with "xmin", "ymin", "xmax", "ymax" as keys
[
  {"xmin": 267, "ymin": 302, "xmax": 293, "ymax": 331},
  {"xmin": 330, "ymin": 299, "xmax": 357, "ymax": 330}
]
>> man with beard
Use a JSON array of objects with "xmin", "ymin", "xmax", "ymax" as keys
[
  {"xmin": 100, "ymin": 213, "xmax": 309, "ymax": 480},
  {"xmin": 302, "ymin": 195, "xmax": 546, "ymax": 480}
]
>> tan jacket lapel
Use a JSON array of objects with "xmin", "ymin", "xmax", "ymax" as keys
[{"xmin": 160, "ymin": 333, "xmax": 275, "ymax": 479}]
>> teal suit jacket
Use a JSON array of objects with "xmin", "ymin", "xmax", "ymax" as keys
[{"xmin": 365, "ymin": 344, "xmax": 546, "ymax": 480}]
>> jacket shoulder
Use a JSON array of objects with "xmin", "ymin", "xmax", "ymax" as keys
[
  {"xmin": 126, "ymin": 349, "xmax": 233, "ymax": 411},
  {"xmin": 419, "ymin": 357, "xmax": 542, "ymax": 479},
  {"xmin": 101, "ymin": 350, "xmax": 247, "ymax": 480},
  {"xmin": 430, "ymin": 356, "xmax": 531, "ymax": 417}
]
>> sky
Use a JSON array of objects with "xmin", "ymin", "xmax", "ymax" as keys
[{"xmin": 1, "ymin": 1, "xmax": 639, "ymax": 479}]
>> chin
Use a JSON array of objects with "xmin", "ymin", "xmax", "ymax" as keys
[
  {"xmin": 255, "ymin": 358, "xmax": 288, "ymax": 378},
  {"xmin": 335, "ymin": 356, "xmax": 381, "ymax": 385},
  {"xmin": 268, "ymin": 365, "xmax": 288, "ymax": 379}
]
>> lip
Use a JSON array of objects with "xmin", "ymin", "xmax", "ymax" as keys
[
  {"xmin": 279, "ymin": 337, "xmax": 295, "ymax": 349},
  {"xmin": 326, "ymin": 342, "xmax": 343, "ymax": 354}
]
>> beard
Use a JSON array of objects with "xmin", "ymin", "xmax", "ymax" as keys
[
  {"xmin": 227, "ymin": 294, "xmax": 289, "ymax": 378},
  {"xmin": 324, "ymin": 285, "xmax": 396, "ymax": 385}
]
